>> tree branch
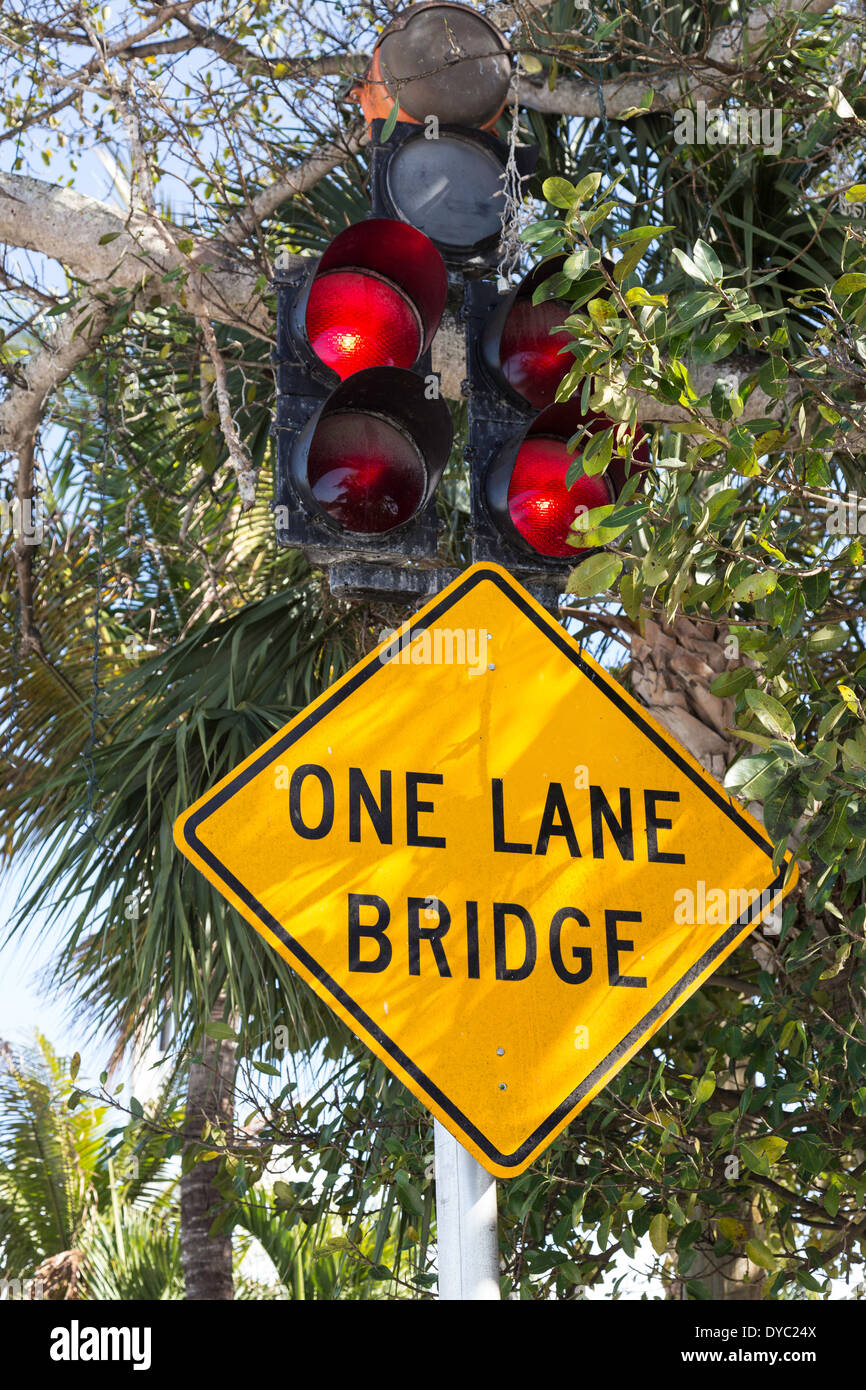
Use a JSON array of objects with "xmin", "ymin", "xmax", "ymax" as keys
[
  {"xmin": 517, "ymin": 0, "xmax": 838, "ymax": 117},
  {"xmin": 218, "ymin": 130, "xmax": 366, "ymax": 248},
  {"xmin": 0, "ymin": 170, "xmax": 286, "ymax": 336}
]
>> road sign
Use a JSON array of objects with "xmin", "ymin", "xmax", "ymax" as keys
[{"xmin": 174, "ymin": 563, "xmax": 798, "ymax": 1178}]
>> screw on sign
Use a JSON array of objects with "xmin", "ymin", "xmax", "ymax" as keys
[{"xmin": 175, "ymin": 565, "xmax": 798, "ymax": 1179}]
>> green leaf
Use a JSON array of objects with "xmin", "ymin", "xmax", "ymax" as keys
[
  {"xmin": 562, "ymin": 247, "xmax": 599, "ymax": 278},
  {"xmin": 98, "ymin": 231, "xmax": 122, "ymax": 244},
  {"xmin": 740, "ymin": 1142, "xmax": 770, "ymax": 1176},
  {"xmin": 730, "ymin": 570, "xmax": 778, "ymax": 603},
  {"xmin": 618, "ymin": 88, "xmax": 655, "ymax": 119},
  {"xmin": 745, "ymin": 1238, "xmax": 777, "ymax": 1270},
  {"xmin": 520, "ymin": 219, "xmax": 566, "ymax": 244},
  {"xmin": 717, "ymin": 1216, "xmax": 747, "ymax": 1245},
  {"xmin": 586, "ymin": 297, "xmax": 617, "ymax": 327},
  {"xmin": 616, "ymin": 224, "xmax": 674, "ymax": 246},
  {"xmin": 724, "ymin": 752, "xmax": 787, "ymax": 799},
  {"xmin": 832, "ymin": 273, "xmax": 866, "ymax": 297},
  {"xmin": 819, "ymin": 942, "xmax": 851, "ymax": 980},
  {"xmin": 619, "ymin": 569, "xmax": 643, "ymax": 623},
  {"xmin": 692, "ymin": 238, "xmax": 723, "ymax": 282},
  {"xmin": 570, "ymin": 502, "xmax": 626, "ymax": 548},
  {"xmin": 565, "ymin": 554, "xmax": 623, "ymax": 597},
  {"xmin": 808, "ymin": 625, "xmax": 847, "ymax": 654},
  {"xmin": 204, "ymin": 1021, "xmax": 241, "ymax": 1041},
  {"xmin": 744, "ymin": 689, "xmax": 796, "ymax": 740},
  {"xmin": 685, "ymin": 1279, "xmax": 713, "ymax": 1300},
  {"xmin": 649, "ymin": 1212, "xmax": 669, "ymax": 1255},
  {"xmin": 672, "ymin": 247, "xmax": 710, "ymax": 283},
  {"xmin": 380, "ymin": 99, "xmax": 399, "ymax": 142},
  {"xmin": 394, "ymin": 1174, "xmax": 425, "ymax": 1217},
  {"xmin": 594, "ymin": 16, "xmax": 624, "ymax": 40},
  {"xmin": 823, "ymin": 1185, "xmax": 841, "ymax": 1218},
  {"xmin": 749, "ymin": 1136, "xmax": 788, "ymax": 1164},
  {"xmin": 613, "ymin": 240, "xmax": 649, "ymax": 284},
  {"xmin": 582, "ymin": 427, "xmax": 614, "ymax": 477},
  {"xmin": 129, "ymin": 1096, "xmax": 144, "ymax": 1119},
  {"xmin": 693, "ymin": 1075, "xmax": 716, "ymax": 1105},
  {"xmin": 70, "ymin": 1051, "xmax": 81, "ymax": 1082},
  {"xmin": 828, "ymin": 84, "xmax": 856, "ymax": 118},
  {"xmin": 838, "ymin": 683, "xmax": 861, "ymax": 713},
  {"xmin": 571, "ymin": 172, "xmax": 603, "ymax": 206},
  {"xmin": 542, "ymin": 176, "xmax": 576, "ymax": 209},
  {"xmin": 710, "ymin": 667, "xmax": 755, "ymax": 698}
]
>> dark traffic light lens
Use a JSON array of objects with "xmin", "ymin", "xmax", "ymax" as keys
[
  {"xmin": 500, "ymin": 300, "xmax": 572, "ymax": 410},
  {"xmin": 307, "ymin": 411, "xmax": 426, "ymax": 534},
  {"xmin": 507, "ymin": 437, "xmax": 612, "ymax": 558},
  {"xmin": 385, "ymin": 133, "xmax": 505, "ymax": 251},
  {"xmin": 306, "ymin": 270, "xmax": 421, "ymax": 379}
]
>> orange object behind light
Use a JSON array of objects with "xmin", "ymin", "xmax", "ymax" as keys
[{"xmin": 351, "ymin": 44, "xmax": 509, "ymax": 136}]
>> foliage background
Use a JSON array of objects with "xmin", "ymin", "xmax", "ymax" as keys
[{"xmin": 0, "ymin": 0, "xmax": 864, "ymax": 1299}]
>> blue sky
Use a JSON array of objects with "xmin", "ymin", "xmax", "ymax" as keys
[{"xmin": 0, "ymin": 854, "xmax": 118, "ymax": 1066}]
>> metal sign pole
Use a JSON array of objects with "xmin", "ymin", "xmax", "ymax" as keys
[{"xmin": 434, "ymin": 1119, "xmax": 500, "ymax": 1300}]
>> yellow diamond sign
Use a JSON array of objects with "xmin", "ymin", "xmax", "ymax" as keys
[{"xmin": 174, "ymin": 563, "xmax": 797, "ymax": 1178}]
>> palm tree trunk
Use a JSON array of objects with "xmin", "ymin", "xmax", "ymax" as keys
[
  {"xmin": 180, "ymin": 1002, "xmax": 237, "ymax": 1300},
  {"xmin": 630, "ymin": 613, "xmax": 765, "ymax": 1301}
]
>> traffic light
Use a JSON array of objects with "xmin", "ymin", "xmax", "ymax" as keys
[
  {"xmin": 356, "ymin": 3, "xmax": 535, "ymax": 271},
  {"xmin": 274, "ymin": 2, "xmax": 643, "ymax": 605},
  {"xmin": 274, "ymin": 218, "xmax": 453, "ymax": 568},
  {"xmin": 464, "ymin": 261, "xmax": 650, "ymax": 582}
]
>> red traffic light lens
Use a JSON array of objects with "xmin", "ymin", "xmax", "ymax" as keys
[
  {"xmin": 305, "ymin": 270, "xmax": 421, "ymax": 379},
  {"xmin": 306, "ymin": 411, "xmax": 426, "ymax": 534},
  {"xmin": 500, "ymin": 300, "xmax": 572, "ymax": 410},
  {"xmin": 507, "ymin": 437, "xmax": 612, "ymax": 559}
]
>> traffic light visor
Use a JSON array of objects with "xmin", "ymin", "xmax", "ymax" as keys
[
  {"xmin": 383, "ymin": 129, "xmax": 506, "ymax": 256},
  {"xmin": 481, "ymin": 258, "xmax": 573, "ymax": 410}
]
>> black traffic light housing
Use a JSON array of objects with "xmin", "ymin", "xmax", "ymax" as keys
[
  {"xmin": 464, "ymin": 266, "xmax": 649, "ymax": 581},
  {"xmin": 273, "ymin": 218, "xmax": 453, "ymax": 568}
]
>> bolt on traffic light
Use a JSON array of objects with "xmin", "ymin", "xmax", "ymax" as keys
[
  {"xmin": 274, "ymin": 218, "xmax": 452, "ymax": 564},
  {"xmin": 465, "ymin": 263, "xmax": 649, "ymax": 577}
]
